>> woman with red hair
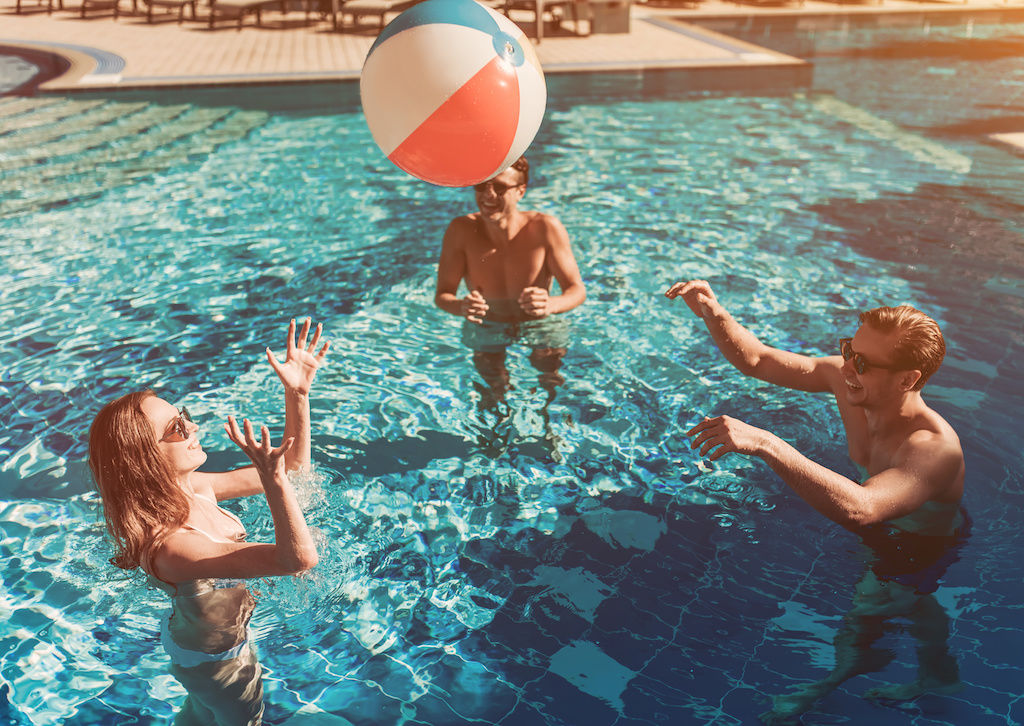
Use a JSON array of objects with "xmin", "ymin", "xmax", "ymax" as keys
[{"xmin": 88, "ymin": 318, "xmax": 329, "ymax": 725}]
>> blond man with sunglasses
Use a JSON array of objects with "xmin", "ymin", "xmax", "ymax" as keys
[
  {"xmin": 665, "ymin": 279, "xmax": 962, "ymax": 526},
  {"xmin": 435, "ymin": 157, "xmax": 586, "ymax": 409},
  {"xmin": 666, "ymin": 279, "xmax": 965, "ymax": 720},
  {"xmin": 88, "ymin": 318, "xmax": 329, "ymax": 726}
]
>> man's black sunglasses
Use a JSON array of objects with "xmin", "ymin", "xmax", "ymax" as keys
[
  {"xmin": 473, "ymin": 180, "xmax": 523, "ymax": 195},
  {"xmin": 839, "ymin": 338, "xmax": 903, "ymax": 374}
]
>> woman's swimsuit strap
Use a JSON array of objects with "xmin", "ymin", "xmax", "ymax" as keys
[
  {"xmin": 181, "ymin": 523, "xmax": 239, "ymax": 544},
  {"xmin": 192, "ymin": 492, "xmax": 245, "ymax": 531}
]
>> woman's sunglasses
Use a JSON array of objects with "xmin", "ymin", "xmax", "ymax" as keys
[
  {"xmin": 473, "ymin": 180, "xmax": 522, "ymax": 195},
  {"xmin": 160, "ymin": 406, "xmax": 194, "ymax": 443},
  {"xmin": 839, "ymin": 338, "xmax": 902, "ymax": 375}
]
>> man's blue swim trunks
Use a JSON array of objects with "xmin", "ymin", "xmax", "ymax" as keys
[
  {"xmin": 462, "ymin": 315, "xmax": 570, "ymax": 354},
  {"xmin": 860, "ymin": 509, "xmax": 970, "ymax": 595}
]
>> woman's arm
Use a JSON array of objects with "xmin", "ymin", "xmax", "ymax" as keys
[
  {"xmin": 152, "ymin": 418, "xmax": 318, "ymax": 583},
  {"xmin": 268, "ymin": 317, "xmax": 329, "ymax": 472},
  {"xmin": 203, "ymin": 318, "xmax": 329, "ymax": 501}
]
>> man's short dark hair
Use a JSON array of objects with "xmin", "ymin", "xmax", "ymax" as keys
[{"xmin": 511, "ymin": 156, "xmax": 529, "ymax": 187}]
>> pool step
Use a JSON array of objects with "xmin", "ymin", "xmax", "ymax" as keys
[
  {"xmin": 0, "ymin": 98, "xmax": 269, "ymax": 217},
  {"xmin": 1, "ymin": 103, "xmax": 193, "ymax": 169},
  {"xmin": 0, "ymin": 95, "xmax": 67, "ymax": 122},
  {"xmin": 0, "ymin": 99, "xmax": 110, "ymax": 137},
  {"xmin": 0, "ymin": 101, "xmax": 149, "ymax": 153}
]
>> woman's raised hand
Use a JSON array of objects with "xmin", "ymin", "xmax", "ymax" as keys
[
  {"xmin": 225, "ymin": 415, "xmax": 294, "ymax": 481},
  {"xmin": 267, "ymin": 318, "xmax": 330, "ymax": 395}
]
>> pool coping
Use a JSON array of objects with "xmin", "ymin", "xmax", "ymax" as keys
[
  {"xmin": 2, "ymin": 15, "xmax": 814, "ymax": 94},
  {"xmin": 2, "ymin": 3, "xmax": 1021, "ymax": 96},
  {"xmin": 677, "ymin": 3, "xmax": 1024, "ymax": 21}
]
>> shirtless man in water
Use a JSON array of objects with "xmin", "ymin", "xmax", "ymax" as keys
[
  {"xmin": 665, "ymin": 280, "xmax": 966, "ymax": 721},
  {"xmin": 436, "ymin": 157, "xmax": 585, "ymax": 408}
]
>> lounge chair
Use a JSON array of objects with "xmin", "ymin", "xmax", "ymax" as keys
[
  {"xmin": 139, "ymin": 0, "xmax": 197, "ymax": 22},
  {"xmin": 503, "ymin": 0, "xmax": 590, "ymax": 40},
  {"xmin": 79, "ymin": 0, "xmax": 120, "ymax": 17},
  {"xmin": 734, "ymin": 0, "xmax": 804, "ymax": 6},
  {"xmin": 13, "ymin": 0, "xmax": 64, "ymax": 13},
  {"xmin": 332, "ymin": 0, "xmax": 420, "ymax": 30},
  {"xmin": 207, "ymin": 0, "xmax": 286, "ymax": 27}
]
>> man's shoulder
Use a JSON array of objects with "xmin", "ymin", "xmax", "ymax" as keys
[
  {"xmin": 522, "ymin": 211, "xmax": 568, "ymax": 241},
  {"xmin": 899, "ymin": 420, "xmax": 963, "ymax": 469},
  {"xmin": 523, "ymin": 209, "xmax": 561, "ymax": 226},
  {"xmin": 899, "ymin": 426, "xmax": 965, "ymax": 505},
  {"xmin": 443, "ymin": 214, "xmax": 480, "ymax": 244},
  {"xmin": 904, "ymin": 425, "xmax": 959, "ymax": 448},
  {"xmin": 448, "ymin": 213, "xmax": 480, "ymax": 229}
]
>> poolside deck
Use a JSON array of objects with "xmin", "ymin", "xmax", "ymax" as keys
[{"xmin": 2, "ymin": 0, "xmax": 1021, "ymax": 93}]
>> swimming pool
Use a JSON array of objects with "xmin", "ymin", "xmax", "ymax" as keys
[{"xmin": 2, "ymin": 10, "xmax": 1023, "ymax": 725}]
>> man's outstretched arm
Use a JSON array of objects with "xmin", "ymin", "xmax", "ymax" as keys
[
  {"xmin": 665, "ymin": 279, "xmax": 838, "ymax": 394},
  {"xmin": 687, "ymin": 415, "xmax": 957, "ymax": 529}
]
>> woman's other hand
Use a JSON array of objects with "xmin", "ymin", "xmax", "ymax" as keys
[{"xmin": 225, "ymin": 416, "xmax": 293, "ymax": 483}]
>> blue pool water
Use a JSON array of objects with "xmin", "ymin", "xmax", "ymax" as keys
[{"xmin": 2, "ymin": 10, "xmax": 1023, "ymax": 725}]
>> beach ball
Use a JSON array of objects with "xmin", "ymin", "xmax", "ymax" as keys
[{"xmin": 359, "ymin": 0, "xmax": 547, "ymax": 187}]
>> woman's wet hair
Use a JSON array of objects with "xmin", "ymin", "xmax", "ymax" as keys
[
  {"xmin": 88, "ymin": 390, "xmax": 190, "ymax": 570},
  {"xmin": 859, "ymin": 305, "xmax": 945, "ymax": 390}
]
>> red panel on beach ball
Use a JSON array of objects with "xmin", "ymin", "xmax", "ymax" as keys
[
  {"xmin": 359, "ymin": 0, "xmax": 546, "ymax": 187},
  {"xmin": 388, "ymin": 58, "xmax": 520, "ymax": 189}
]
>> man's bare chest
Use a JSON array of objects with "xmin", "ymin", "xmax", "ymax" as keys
[
  {"xmin": 466, "ymin": 239, "xmax": 547, "ymax": 282},
  {"xmin": 849, "ymin": 424, "xmax": 907, "ymax": 476}
]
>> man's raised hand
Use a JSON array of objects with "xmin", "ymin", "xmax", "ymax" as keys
[
  {"xmin": 686, "ymin": 415, "xmax": 770, "ymax": 461},
  {"xmin": 665, "ymin": 280, "xmax": 719, "ymax": 319}
]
